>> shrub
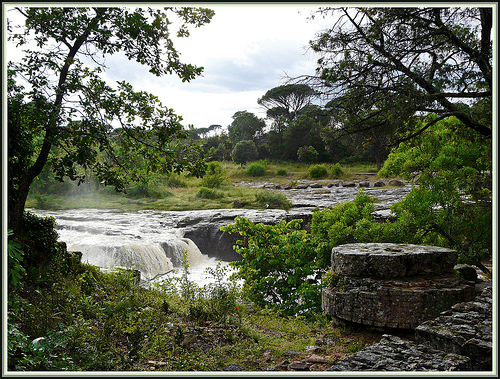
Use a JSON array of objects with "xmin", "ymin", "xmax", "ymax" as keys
[
  {"xmin": 196, "ymin": 187, "xmax": 223, "ymax": 199},
  {"xmin": 330, "ymin": 163, "xmax": 344, "ymax": 178},
  {"xmin": 378, "ymin": 114, "xmax": 492, "ymax": 268},
  {"xmin": 201, "ymin": 161, "xmax": 226, "ymax": 188},
  {"xmin": 255, "ymin": 191, "xmax": 292, "ymax": 210},
  {"xmin": 307, "ymin": 164, "xmax": 328, "ymax": 179},
  {"xmin": 276, "ymin": 169, "xmax": 287, "ymax": 176},
  {"xmin": 245, "ymin": 163, "xmax": 266, "ymax": 177},
  {"xmin": 222, "ymin": 217, "xmax": 321, "ymax": 317},
  {"xmin": 165, "ymin": 174, "xmax": 187, "ymax": 188}
]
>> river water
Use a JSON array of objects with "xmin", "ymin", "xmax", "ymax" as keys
[
  {"xmin": 29, "ymin": 208, "xmax": 237, "ymax": 289},
  {"xmin": 29, "ymin": 181, "xmax": 414, "ymax": 289}
]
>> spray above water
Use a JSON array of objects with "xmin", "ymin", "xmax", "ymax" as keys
[{"xmin": 30, "ymin": 208, "xmax": 229, "ymax": 286}]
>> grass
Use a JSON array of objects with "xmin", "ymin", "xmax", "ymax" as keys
[
  {"xmin": 26, "ymin": 161, "xmax": 386, "ymax": 212},
  {"xmin": 8, "ymin": 260, "xmax": 382, "ymax": 372}
]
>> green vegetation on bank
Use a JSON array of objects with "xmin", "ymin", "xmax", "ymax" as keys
[
  {"xmin": 25, "ymin": 161, "xmax": 379, "ymax": 212},
  {"xmin": 8, "ymin": 214, "xmax": 372, "ymax": 371}
]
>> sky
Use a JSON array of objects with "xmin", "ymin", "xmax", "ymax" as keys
[
  {"xmin": 99, "ymin": 4, "xmax": 333, "ymax": 130},
  {"xmin": 5, "ymin": 4, "xmax": 333, "ymax": 131}
]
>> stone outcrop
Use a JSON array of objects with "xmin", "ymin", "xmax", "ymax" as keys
[
  {"xmin": 322, "ymin": 243, "xmax": 476, "ymax": 329},
  {"xmin": 327, "ymin": 284, "xmax": 492, "ymax": 372},
  {"xmin": 414, "ymin": 285, "xmax": 493, "ymax": 371},
  {"xmin": 328, "ymin": 334, "xmax": 472, "ymax": 371}
]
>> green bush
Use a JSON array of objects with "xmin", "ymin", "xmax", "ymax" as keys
[
  {"xmin": 330, "ymin": 163, "xmax": 344, "ymax": 178},
  {"xmin": 379, "ymin": 114, "xmax": 492, "ymax": 267},
  {"xmin": 126, "ymin": 175, "xmax": 173, "ymax": 199},
  {"xmin": 245, "ymin": 163, "xmax": 266, "ymax": 177},
  {"xmin": 196, "ymin": 187, "xmax": 223, "ymax": 199},
  {"xmin": 307, "ymin": 164, "xmax": 328, "ymax": 179},
  {"xmin": 255, "ymin": 191, "xmax": 292, "ymax": 210},
  {"xmin": 165, "ymin": 174, "xmax": 187, "ymax": 188},
  {"xmin": 201, "ymin": 162, "xmax": 226, "ymax": 188},
  {"xmin": 276, "ymin": 169, "xmax": 287, "ymax": 176},
  {"xmin": 17, "ymin": 211, "xmax": 70, "ymax": 285},
  {"xmin": 222, "ymin": 217, "xmax": 322, "ymax": 317}
]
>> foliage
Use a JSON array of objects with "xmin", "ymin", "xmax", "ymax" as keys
[
  {"xmin": 231, "ymin": 140, "xmax": 259, "ymax": 166},
  {"xmin": 276, "ymin": 169, "xmax": 287, "ymax": 176},
  {"xmin": 311, "ymin": 190, "xmax": 392, "ymax": 254},
  {"xmin": 307, "ymin": 164, "xmax": 328, "ymax": 179},
  {"xmin": 245, "ymin": 163, "xmax": 266, "ymax": 177},
  {"xmin": 330, "ymin": 163, "xmax": 344, "ymax": 178},
  {"xmin": 196, "ymin": 187, "xmax": 223, "ymax": 200},
  {"xmin": 283, "ymin": 114, "xmax": 327, "ymax": 161},
  {"xmin": 379, "ymin": 115, "xmax": 492, "ymax": 265},
  {"xmin": 7, "ymin": 6, "xmax": 214, "ymax": 232},
  {"xmin": 297, "ymin": 146, "xmax": 319, "ymax": 163},
  {"xmin": 15, "ymin": 211, "xmax": 75, "ymax": 286},
  {"xmin": 165, "ymin": 174, "xmax": 188, "ymax": 188},
  {"xmin": 8, "ymin": 230, "xmax": 26, "ymax": 287},
  {"xmin": 305, "ymin": 7, "xmax": 492, "ymax": 139},
  {"xmin": 126, "ymin": 175, "xmax": 174, "ymax": 199},
  {"xmin": 257, "ymin": 84, "xmax": 319, "ymax": 122},
  {"xmin": 254, "ymin": 191, "xmax": 293, "ymax": 211},
  {"xmin": 200, "ymin": 161, "xmax": 226, "ymax": 188},
  {"xmin": 227, "ymin": 111, "xmax": 266, "ymax": 144},
  {"xmin": 222, "ymin": 217, "xmax": 325, "ymax": 317}
]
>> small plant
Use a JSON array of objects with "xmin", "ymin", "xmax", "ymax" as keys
[
  {"xmin": 8, "ymin": 230, "xmax": 26, "ymax": 287},
  {"xmin": 330, "ymin": 163, "xmax": 344, "ymax": 178},
  {"xmin": 201, "ymin": 161, "xmax": 226, "ymax": 188},
  {"xmin": 322, "ymin": 268, "xmax": 340, "ymax": 289},
  {"xmin": 255, "ymin": 191, "xmax": 292, "ymax": 210},
  {"xmin": 197, "ymin": 187, "xmax": 223, "ymax": 199},
  {"xmin": 308, "ymin": 164, "xmax": 328, "ymax": 179},
  {"xmin": 344, "ymin": 341, "xmax": 364, "ymax": 354},
  {"xmin": 277, "ymin": 169, "xmax": 287, "ymax": 176},
  {"xmin": 245, "ymin": 163, "xmax": 266, "ymax": 177}
]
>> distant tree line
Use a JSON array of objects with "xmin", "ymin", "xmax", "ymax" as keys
[{"xmin": 190, "ymin": 83, "xmax": 389, "ymax": 168}]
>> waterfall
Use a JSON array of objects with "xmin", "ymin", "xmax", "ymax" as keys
[{"xmin": 29, "ymin": 208, "xmax": 225, "ymax": 284}]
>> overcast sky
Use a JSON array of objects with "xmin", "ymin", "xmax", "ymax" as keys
[
  {"xmin": 5, "ymin": 4, "xmax": 333, "ymax": 131},
  {"xmin": 101, "ymin": 4, "xmax": 333, "ymax": 130}
]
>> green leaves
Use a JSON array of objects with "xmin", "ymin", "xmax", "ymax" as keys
[
  {"xmin": 222, "ymin": 217, "xmax": 323, "ymax": 317},
  {"xmin": 8, "ymin": 6, "xmax": 213, "ymax": 231}
]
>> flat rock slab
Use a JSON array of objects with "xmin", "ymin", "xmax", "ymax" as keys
[
  {"xmin": 331, "ymin": 243, "xmax": 458, "ymax": 278},
  {"xmin": 415, "ymin": 286, "xmax": 492, "ymax": 371},
  {"xmin": 327, "ymin": 334, "xmax": 472, "ymax": 371}
]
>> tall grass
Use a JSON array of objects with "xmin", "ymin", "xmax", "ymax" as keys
[{"xmin": 26, "ymin": 160, "xmax": 383, "ymax": 212}]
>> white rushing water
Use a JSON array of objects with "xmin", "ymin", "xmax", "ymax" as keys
[{"xmin": 28, "ymin": 208, "xmax": 236, "ymax": 288}]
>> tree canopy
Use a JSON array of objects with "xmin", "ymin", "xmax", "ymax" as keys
[
  {"xmin": 257, "ymin": 84, "xmax": 319, "ymax": 122},
  {"xmin": 7, "ymin": 6, "xmax": 214, "ymax": 233},
  {"xmin": 227, "ymin": 111, "xmax": 266, "ymax": 144},
  {"xmin": 301, "ymin": 7, "xmax": 492, "ymax": 141}
]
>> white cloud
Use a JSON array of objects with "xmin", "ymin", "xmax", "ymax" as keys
[
  {"xmin": 140, "ymin": 5, "xmax": 331, "ymax": 129},
  {"xmin": 5, "ymin": 4, "xmax": 333, "ymax": 129}
]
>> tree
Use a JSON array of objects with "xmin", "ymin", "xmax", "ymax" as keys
[
  {"xmin": 301, "ymin": 7, "xmax": 492, "ymax": 141},
  {"xmin": 379, "ymin": 115, "xmax": 492, "ymax": 270},
  {"xmin": 257, "ymin": 84, "xmax": 319, "ymax": 122},
  {"xmin": 231, "ymin": 140, "xmax": 258, "ymax": 167},
  {"xmin": 283, "ymin": 114, "xmax": 327, "ymax": 161},
  {"xmin": 7, "ymin": 6, "xmax": 214, "ymax": 233},
  {"xmin": 227, "ymin": 111, "xmax": 266, "ymax": 144}
]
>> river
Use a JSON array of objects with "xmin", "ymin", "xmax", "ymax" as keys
[{"xmin": 29, "ymin": 208, "xmax": 237, "ymax": 289}]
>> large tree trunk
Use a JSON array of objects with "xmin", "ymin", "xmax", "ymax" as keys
[{"xmin": 9, "ymin": 137, "xmax": 53, "ymax": 234}]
